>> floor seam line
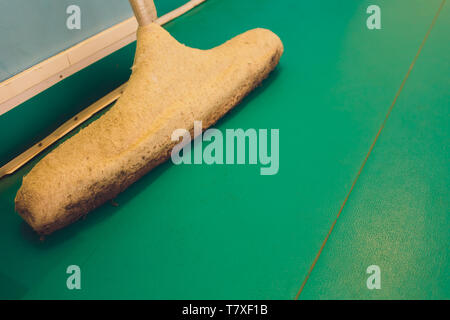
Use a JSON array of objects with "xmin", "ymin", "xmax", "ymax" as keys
[{"xmin": 293, "ymin": 0, "xmax": 446, "ymax": 300}]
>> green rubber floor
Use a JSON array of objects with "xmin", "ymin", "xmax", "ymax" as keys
[
  {"xmin": 300, "ymin": 1, "xmax": 449, "ymax": 300},
  {"xmin": 0, "ymin": 0, "xmax": 448, "ymax": 299}
]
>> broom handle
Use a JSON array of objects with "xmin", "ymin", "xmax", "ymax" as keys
[{"xmin": 129, "ymin": 0, "xmax": 157, "ymax": 26}]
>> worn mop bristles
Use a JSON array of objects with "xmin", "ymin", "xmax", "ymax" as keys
[{"xmin": 15, "ymin": 20, "xmax": 283, "ymax": 235}]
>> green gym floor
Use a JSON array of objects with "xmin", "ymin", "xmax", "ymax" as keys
[{"xmin": 0, "ymin": 0, "xmax": 448, "ymax": 299}]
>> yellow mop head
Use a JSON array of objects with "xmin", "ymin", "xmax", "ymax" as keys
[{"xmin": 15, "ymin": 23, "xmax": 283, "ymax": 235}]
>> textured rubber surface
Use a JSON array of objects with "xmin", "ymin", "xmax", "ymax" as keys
[
  {"xmin": 299, "ymin": 1, "xmax": 449, "ymax": 300},
  {"xmin": 0, "ymin": 0, "xmax": 447, "ymax": 299}
]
